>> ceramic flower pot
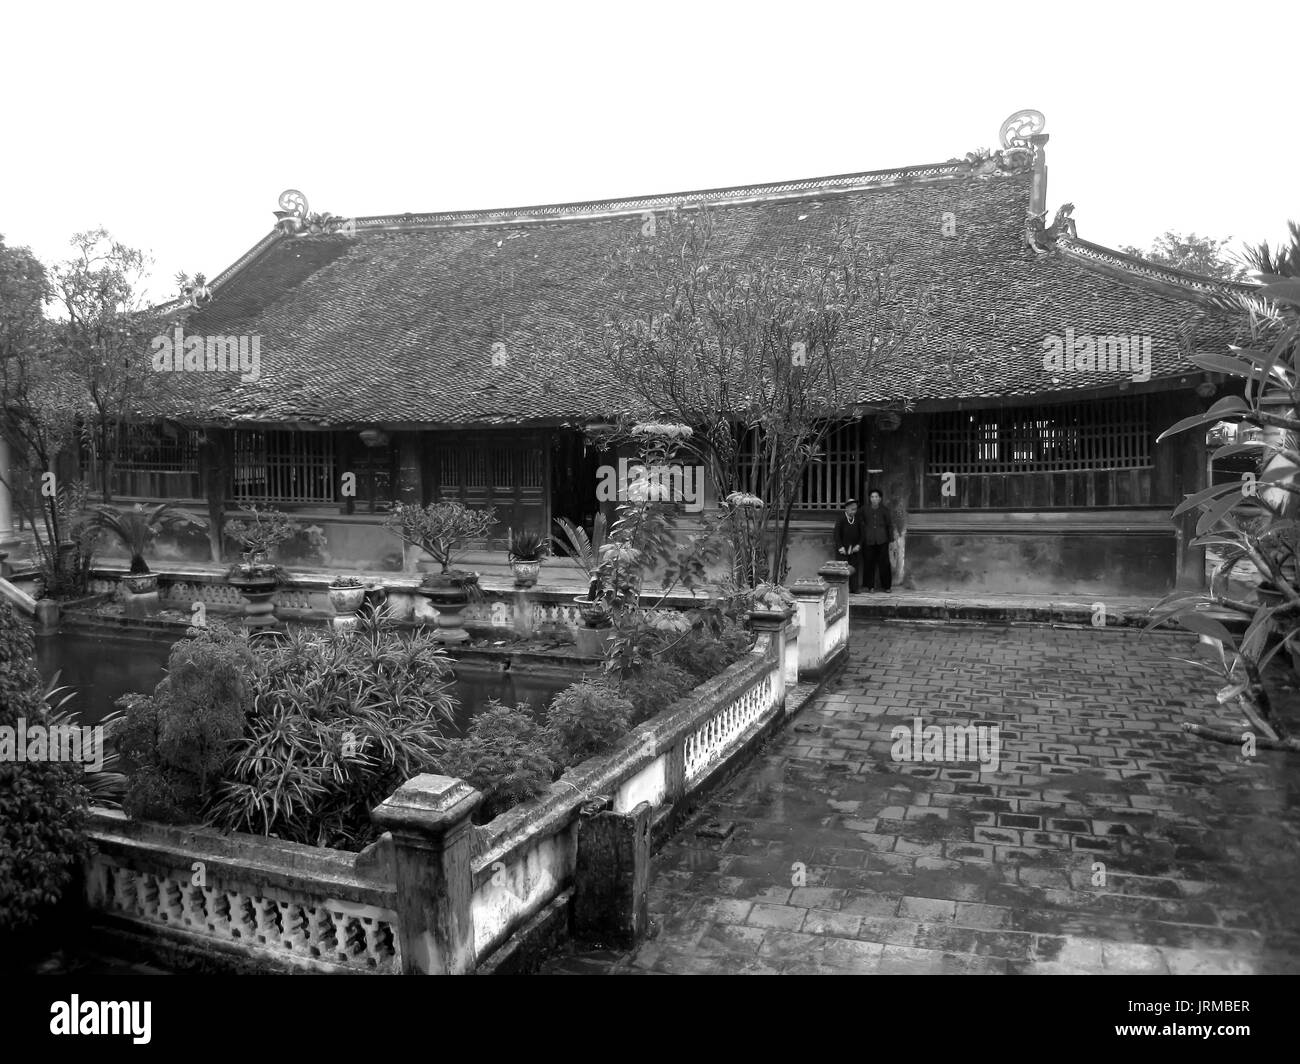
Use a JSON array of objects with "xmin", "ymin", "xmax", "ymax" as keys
[
  {"xmin": 573, "ymin": 595, "xmax": 612, "ymax": 629},
  {"xmin": 122, "ymin": 572, "xmax": 159, "ymax": 595},
  {"xmin": 510, "ymin": 559, "xmax": 541, "ymax": 587},
  {"xmin": 328, "ymin": 585, "xmax": 367, "ymax": 614}
]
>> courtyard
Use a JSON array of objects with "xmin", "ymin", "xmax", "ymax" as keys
[{"xmin": 543, "ymin": 620, "xmax": 1300, "ymax": 975}]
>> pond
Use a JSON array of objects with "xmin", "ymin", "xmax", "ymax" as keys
[{"xmin": 34, "ymin": 629, "xmax": 583, "ymax": 734}]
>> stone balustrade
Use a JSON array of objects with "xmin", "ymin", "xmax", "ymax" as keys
[
  {"xmin": 84, "ymin": 809, "xmax": 400, "ymax": 974},
  {"xmin": 79, "ymin": 566, "xmax": 852, "ymax": 974}
]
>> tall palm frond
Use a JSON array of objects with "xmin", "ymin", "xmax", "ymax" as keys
[
  {"xmin": 551, "ymin": 514, "xmax": 608, "ymax": 578},
  {"xmin": 82, "ymin": 501, "xmax": 207, "ymax": 574}
]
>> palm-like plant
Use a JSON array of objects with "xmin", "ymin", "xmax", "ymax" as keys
[
  {"xmin": 82, "ymin": 502, "xmax": 206, "ymax": 575},
  {"xmin": 551, "ymin": 514, "xmax": 609, "ymax": 578},
  {"xmin": 42, "ymin": 673, "xmax": 126, "ymax": 802}
]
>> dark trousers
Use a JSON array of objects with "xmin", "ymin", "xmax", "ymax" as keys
[
  {"xmin": 837, "ymin": 550, "xmax": 862, "ymax": 592},
  {"xmin": 864, "ymin": 542, "xmax": 892, "ymax": 591}
]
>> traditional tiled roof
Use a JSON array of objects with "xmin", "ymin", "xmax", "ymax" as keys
[{"xmin": 163, "ymin": 123, "xmax": 1250, "ymax": 428}]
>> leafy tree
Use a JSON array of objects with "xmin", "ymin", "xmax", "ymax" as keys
[
  {"xmin": 1119, "ymin": 231, "xmax": 1251, "ymax": 283},
  {"xmin": 0, "ymin": 235, "xmax": 90, "ymax": 595},
  {"xmin": 48, "ymin": 229, "xmax": 168, "ymax": 503},
  {"xmin": 1152, "ymin": 221, "xmax": 1300, "ymax": 752},
  {"xmin": 594, "ymin": 208, "xmax": 932, "ymax": 584}
]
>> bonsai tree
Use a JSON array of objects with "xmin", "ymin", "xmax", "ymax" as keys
[
  {"xmin": 224, "ymin": 504, "xmax": 297, "ymax": 572},
  {"xmin": 82, "ymin": 501, "xmax": 206, "ymax": 575},
  {"xmin": 384, "ymin": 500, "xmax": 496, "ymax": 578}
]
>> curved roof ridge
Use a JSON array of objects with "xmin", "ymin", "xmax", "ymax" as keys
[
  {"xmin": 1058, "ymin": 235, "xmax": 1257, "ymax": 297},
  {"xmin": 344, "ymin": 155, "xmax": 992, "ymax": 232}
]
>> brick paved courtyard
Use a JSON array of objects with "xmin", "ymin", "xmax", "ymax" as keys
[{"xmin": 543, "ymin": 621, "xmax": 1300, "ymax": 974}]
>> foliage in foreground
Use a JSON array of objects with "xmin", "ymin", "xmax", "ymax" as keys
[
  {"xmin": 1152, "ymin": 221, "xmax": 1300, "ymax": 752},
  {"xmin": 0, "ymin": 604, "xmax": 90, "ymax": 936}
]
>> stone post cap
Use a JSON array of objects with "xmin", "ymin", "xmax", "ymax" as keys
[
  {"xmin": 789, "ymin": 578, "xmax": 828, "ymax": 597},
  {"xmin": 818, "ymin": 561, "xmax": 854, "ymax": 580},
  {"xmin": 372, "ymin": 774, "xmax": 482, "ymax": 835},
  {"xmin": 747, "ymin": 607, "xmax": 793, "ymax": 632}
]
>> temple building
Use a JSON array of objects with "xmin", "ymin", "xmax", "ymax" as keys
[{"xmin": 2, "ymin": 111, "xmax": 1249, "ymax": 595}]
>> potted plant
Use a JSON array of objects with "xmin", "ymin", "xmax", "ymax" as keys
[
  {"xmin": 553, "ymin": 513, "xmax": 613, "ymax": 628},
  {"xmin": 82, "ymin": 502, "xmax": 206, "ymax": 606},
  {"xmin": 384, "ymin": 500, "xmax": 496, "ymax": 643},
  {"xmin": 224, "ymin": 505, "xmax": 297, "ymax": 629},
  {"xmin": 327, "ymin": 575, "xmax": 367, "ymax": 617},
  {"xmin": 507, "ymin": 528, "xmax": 547, "ymax": 587}
]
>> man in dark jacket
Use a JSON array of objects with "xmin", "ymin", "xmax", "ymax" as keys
[
  {"xmin": 862, "ymin": 489, "xmax": 894, "ymax": 592},
  {"xmin": 832, "ymin": 498, "xmax": 866, "ymax": 593}
]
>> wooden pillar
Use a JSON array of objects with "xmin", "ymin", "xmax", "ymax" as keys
[
  {"xmin": 396, "ymin": 431, "xmax": 423, "ymax": 505},
  {"xmin": 198, "ymin": 427, "xmax": 232, "ymax": 564},
  {"xmin": 371, "ymin": 774, "xmax": 482, "ymax": 975}
]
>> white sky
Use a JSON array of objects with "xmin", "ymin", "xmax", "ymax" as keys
[{"xmin": 2, "ymin": 0, "xmax": 1296, "ymax": 304}]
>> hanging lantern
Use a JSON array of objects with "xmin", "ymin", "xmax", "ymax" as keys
[{"xmin": 877, "ymin": 411, "xmax": 901, "ymax": 431}]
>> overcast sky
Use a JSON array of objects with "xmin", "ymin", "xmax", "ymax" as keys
[{"xmin": 3, "ymin": 0, "xmax": 1296, "ymax": 304}]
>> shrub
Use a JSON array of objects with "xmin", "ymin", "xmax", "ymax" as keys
[
  {"xmin": 545, "ymin": 682, "xmax": 632, "ymax": 768},
  {"xmin": 114, "ymin": 623, "xmax": 256, "ymax": 822},
  {"xmin": 663, "ymin": 621, "xmax": 754, "ymax": 681},
  {"xmin": 209, "ymin": 610, "xmax": 456, "ymax": 849},
  {"xmin": 439, "ymin": 701, "xmax": 557, "ymax": 821},
  {"xmin": 616, "ymin": 661, "xmax": 697, "ymax": 727},
  {"xmin": 0, "ymin": 604, "xmax": 90, "ymax": 936}
]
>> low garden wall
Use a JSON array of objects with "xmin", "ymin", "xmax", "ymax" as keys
[
  {"xmin": 81, "ymin": 567, "xmax": 718, "ymax": 640},
  {"xmin": 78, "ymin": 565, "xmax": 852, "ymax": 974}
]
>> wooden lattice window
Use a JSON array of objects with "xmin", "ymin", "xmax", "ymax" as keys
[
  {"xmin": 110, "ymin": 423, "xmax": 199, "ymax": 473},
  {"xmin": 519, "ymin": 448, "xmax": 543, "ymax": 488},
  {"xmin": 233, "ymin": 429, "xmax": 336, "ymax": 503},
  {"xmin": 928, "ymin": 397, "xmax": 1151, "ymax": 475},
  {"xmin": 737, "ymin": 421, "xmax": 868, "ymax": 511}
]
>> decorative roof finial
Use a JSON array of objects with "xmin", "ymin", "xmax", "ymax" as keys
[
  {"xmin": 999, "ymin": 109, "xmax": 1046, "ymax": 150},
  {"xmin": 273, "ymin": 189, "xmax": 357, "ymax": 237}
]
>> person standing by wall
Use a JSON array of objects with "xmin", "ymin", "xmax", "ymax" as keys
[
  {"xmin": 832, "ymin": 498, "xmax": 865, "ymax": 593},
  {"xmin": 863, "ymin": 488, "xmax": 894, "ymax": 592}
]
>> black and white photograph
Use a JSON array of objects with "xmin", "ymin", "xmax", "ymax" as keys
[{"xmin": 1, "ymin": 0, "xmax": 1294, "ymax": 1026}]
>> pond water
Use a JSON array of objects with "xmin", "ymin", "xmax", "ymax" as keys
[{"xmin": 34, "ymin": 629, "xmax": 581, "ymax": 735}]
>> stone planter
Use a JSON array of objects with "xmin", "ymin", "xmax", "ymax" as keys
[
  {"xmin": 510, "ymin": 559, "xmax": 541, "ymax": 587},
  {"xmin": 122, "ymin": 572, "xmax": 160, "ymax": 619},
  {"xmin": 419, "ymin": 571, "xmax": 478, "ymax": 644},
  {"xmin": 573, "ymin": 625, "xmax": 613, "ymax": 657},
  {"xmin": 229, "ymin": 570, "xmax": 280, "ymax": 630}
]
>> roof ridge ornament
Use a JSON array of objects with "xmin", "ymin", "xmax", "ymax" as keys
[
  {"xmin": 1024, "ymin": 203, "xmax": 1077, "ymax": 256},
  {"xmin": 273, "ymin": 189, "xmax": 357, "ymax": 237},
  {"xmin": 999, "ymin": 109, "xmax": 1046, "ymax": 150},
  {"xmin": 962, "ymin": 110, "xmax": 1046, "ymax": 180}
]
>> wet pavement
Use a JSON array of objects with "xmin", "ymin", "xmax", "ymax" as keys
[{"xmin": 542, "ymin": 621, "xmax": 1300, "ymax": 974}]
